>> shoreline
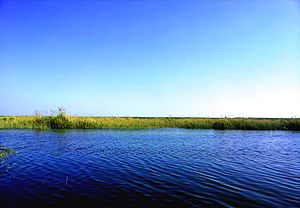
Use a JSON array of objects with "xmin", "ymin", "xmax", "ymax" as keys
[{"xmin": 0, "ymin": 116, "xmax": 299, "ymax": 131}]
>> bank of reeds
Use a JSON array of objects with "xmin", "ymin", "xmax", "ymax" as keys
[{"xmin": 0, "ymin": 115, "xmax": 299, "ymax": 131}]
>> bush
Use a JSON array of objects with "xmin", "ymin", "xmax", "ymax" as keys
[
  {"xmin": 212, "ymin": 121, "xmax": 225, "ymax": 130},
  {"xmin": 49, "ymin": 115, "xmax": 71, "ymax": 129},
  {"xmin": 286, "ymin": 120, "xmax": 300, "ymax": 131}
]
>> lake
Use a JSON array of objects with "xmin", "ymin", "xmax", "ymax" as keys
[{"xmin": 0, "ymin": 129, "xmax": 299, "ymax": 207}]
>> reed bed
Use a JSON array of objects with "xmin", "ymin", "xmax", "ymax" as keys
[{"xmin": 0, "ymin": 115, "xmax": 299, "ymax": 131}]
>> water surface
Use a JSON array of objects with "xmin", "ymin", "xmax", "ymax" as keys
[{"xmin": 0, "ymin": 129, "xmax": 299, "ymax": 207}]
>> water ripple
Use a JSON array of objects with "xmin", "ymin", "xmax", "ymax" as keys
[{"xmin": 0, "ymin": 129, "xmax": 299, "ymax": 207}]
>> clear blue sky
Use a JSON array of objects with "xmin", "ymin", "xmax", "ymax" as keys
[{"xmin": 1, "ymin": 0, "xmax": 299, "ymax": 117}]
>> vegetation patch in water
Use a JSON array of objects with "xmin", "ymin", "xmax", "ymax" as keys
[{"xmin": 0, "ymin": 147, "xmax": 15, "ymax": 158}]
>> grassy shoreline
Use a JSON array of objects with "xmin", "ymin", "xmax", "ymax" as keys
[{"xmin": 0, "ymin": 116, "xmax": 299, "ymax": 131}]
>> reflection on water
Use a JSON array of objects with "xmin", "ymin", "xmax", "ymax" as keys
[{"xmin": 0, "ymin": 129, "xmax": 299, "ymax": 207}]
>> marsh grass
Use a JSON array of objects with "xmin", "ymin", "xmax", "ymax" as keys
[{"xmin": 0, "ymin": 115, "xmax": 299, "ymax": 131}]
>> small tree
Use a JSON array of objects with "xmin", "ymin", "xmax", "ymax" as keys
[
  {"xmin": 34, "ymin": 110, "xmax": 42, "ymax": 117},
  {"xmin": 58, "ymin": 106, "xmax": 67, "ymax": 117},
  {"xmin": 49, "ymin": 106, "xmax": 70, "ymax": 129}
]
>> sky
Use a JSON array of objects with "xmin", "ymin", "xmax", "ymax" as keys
[{"xmin": 0, "ymin": 0, "xmax": 299, "ymax": 117}]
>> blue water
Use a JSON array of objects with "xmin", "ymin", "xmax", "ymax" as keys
[{"xmin": 0, "ymin": 129, "xmax": 299, "ymax": 207}]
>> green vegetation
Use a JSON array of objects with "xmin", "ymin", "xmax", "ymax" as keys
[
  {"xmin": 0, "ymin": 110, "xmax": 299, "ymax": 131},
  {"xmin": 0, "ymin": 146, "xmax": 15, "ymax": 158}
]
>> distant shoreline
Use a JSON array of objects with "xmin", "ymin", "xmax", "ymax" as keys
[{"xmin": 0, "ymin": 116, "xmax": 299, "ymax": 131}]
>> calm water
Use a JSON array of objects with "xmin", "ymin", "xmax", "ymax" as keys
[{"xmin": 0, "ymin": 129, "xmax": 299, "ymax": 207}]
